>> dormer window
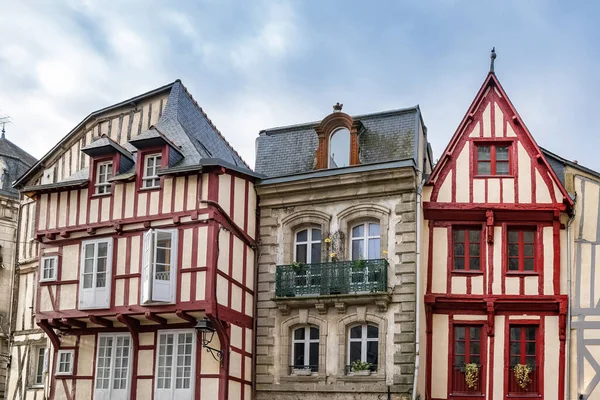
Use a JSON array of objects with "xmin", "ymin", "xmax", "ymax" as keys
[
  {"xmin": 95, "ymin": 161, "xmax": 113, "ymax": 194},
  {"xmin": 329, "ymin": 128, "xmax": 351, "ymax": 168},
  {"xmin": 143, "ymin": 153, "xmax": 162, "ymax": 188}
]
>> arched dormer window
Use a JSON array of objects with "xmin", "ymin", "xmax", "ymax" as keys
[{"xmin": 329, "ymin": 128, "xmax": 350, "ymax": 168}]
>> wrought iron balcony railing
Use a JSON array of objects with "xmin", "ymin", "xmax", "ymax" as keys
[{"xmin": 275, "ymin": 259, "xmax": 388, "ymax": 298}]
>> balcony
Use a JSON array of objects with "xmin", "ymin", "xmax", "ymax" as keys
[{"xmin": 274, "ymin": 259, "xmax": 390, "ymax": 314}]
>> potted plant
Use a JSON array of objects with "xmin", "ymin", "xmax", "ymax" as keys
[
  {"xmin": 464, "ymin": 363, "xmax": 479, "ymax": 390},
  {"xmin": 351, "ymin": 259, "xmax": 367, "ymax": 270},
  {"xmin": 350, "ymin": 360, "xmax": 373, "ymax": 376},
  {"xmin": 513, "ymin": 363, "xmax": 532, "ymax": 389},
  {"xmin": 292, "ymin": 366, "xmax": 313, "ymax": 376}
]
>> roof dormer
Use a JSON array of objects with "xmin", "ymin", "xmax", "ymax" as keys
[
  {"xmin": 314, "ymin": 103, "xmax": 363, "ymax": 170},
  {"xmin": 82, "ymin": 135, "xmax": 134, "ymax": 196}
]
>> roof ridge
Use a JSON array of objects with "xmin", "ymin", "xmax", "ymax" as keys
[{"xmin": 178, "ymin": 82, "xmax": 251, "ymax": 170}]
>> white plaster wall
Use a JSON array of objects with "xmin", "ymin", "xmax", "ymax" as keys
[{"xmin": 431, "ymin": 314, "xmax": 449, "ymax": 399}]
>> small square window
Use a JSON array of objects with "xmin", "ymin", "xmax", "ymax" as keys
[
  {"xmin": 452, "ymin": 228, "xmax": 481, "ymax": 272},
  {"xmin": 95, "ymin": 161, "xmax": 113, "ymax": 194},
  {"xmin": 507, "ymin": 229, "xmax": 536, "ymax": 273},
  {"xmin": 142, "ymin": 153, "xmax": 162, "ymax": 189},
  {"xmin": 475, "ymin": 144, "xmax": 510, "ymax": 176},
  {"xmin": 56, "ymin": 350, "xmax": 74, "ymax": 375},
  {"xmin": 40, "ymin": 256, "xmax": 57, "ymax": 282}
]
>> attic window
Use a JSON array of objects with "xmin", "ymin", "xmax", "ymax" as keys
[
  {"xmin": 143, "ymin": 153, "xmax": 162, "ymax": 188},
  {"xmin": 475, "ymin": 144, "xmax": 510, "ymax": 176},
  {"xmin": 329, "ymin": 128, "xmax": 350, "ymax": 168},
  {"xmin": 95, "ymin": 161, "xmax": 113, "ymax": 194}
]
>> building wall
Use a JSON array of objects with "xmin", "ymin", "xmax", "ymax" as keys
[{"xmin": 255, "ymin": 165, "xmax": 420, "ymax": 399}]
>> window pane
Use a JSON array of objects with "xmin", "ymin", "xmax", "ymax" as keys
[
  {"xmin": 296, "ymin": 230, "xmax": 307, "ymax": 242},
  {"xmin": 83, "ymin": 275, "xmax": 93, "ymax": 288},
  {"xmin": 454, "ymin": 243, "xmax": 464, "ymax": 256},
  {"xmin": 294, "ymin": 328, "xmax": 305, "ymax": 340},
  {"xmin": 312, "ymin": 229, "xmax": 321, "ymax": 241},
  {"xmin": 85, "ymin": 244, "xmax": 94, "ymax": 259},
  {"xmin": 477, "ymin": 146, "xmax": 491, "ymax": 161},
  {"xmin": 477, "ymin": 162, "xmax": 490, "ymax": 175},
  {"xmin": 526, "ymin": 327, "xmax": 536, "ymax": 341},
  {"xmin": 367, "ymin": 325, "xmax": 378, "ymax": 338},
  {"xmin": 366, "ymin": 341, "xmax": 378, "ymax": 365},
  {"xmin": 455, "ymin": 327, "xmax": 465, "ymax": 340},
  {"xmin": 349, "ymin": 342, "xmax": 361, "ymax": 363},
  {"xmin": 524, "ymin": 244, "xmax": 534, "ymax": 256},
  {"xmin": 469, "ymin": 258, "xmax": 480, "ymax": 270},
  {"xmin": 470, "ymin": 341, "xmax": 480, "ymax": 356},
  {"xmin": 309, "ymin": 342, "xmax": 319, "ymax": 366},
  {"xmin": 526, "ymin": 355, "xmax": 536, "ymax": 366},
  {"xmin": 496, "ymin": 147, "xmax": 509, "ymax": 160},
  {"xmin": 454, "ymin": 258, "xmax": 465, "ymax": 270},
  {"xmin": 352, "ymin": 225, "xmax": 364, "ymax": 238},
  {"xmin": 351, "ymin": 240, "xmax": 363, "ymax": 260},
  {"xmin": 470, "ymin": 328, "xmax": 480, "ymax": 340},
  {"xmin": 526, "ymin": 342, "xmax": 536, "ymax": 355},
  {"xmin": 510, "ymin": 327, "xmax": 520, "ymax": 341},
  {"xmin": 470, "ymin": 244, "xmax": 480, "ymax": 256},
  {"xmin": 524, "ymin": 231, "xmax": 534, "ymax": 242},
  {"xmin": 310, "ymin": 327, "xmax": 319, "ymax": 340},
  {"xmin": 508, "ymin": 258, "xmax": 519, "ymax": 271},
  {"xmin": 510, "ymin": 342, "xmax": 520, "ymax": 356},
  {"xmin": 296, "ymin": 244, "xmax": 307, "ymax": 264},
  {"xmin": 508, "ymin": 231, "xmax": 518, "ymax": 243},
  {"xmin": 455, "ymin": 355, "xmax": 465, "ymax": 365},
  {"xmin": 367, "ymin": 238, "xmax": 380, "ymax": 259},
  {"xmin": 469, "ymin": 230, "xmax": 480, "ymax": 242},
  {"xmin": 471, "ymin": 355, "xmax": 481, "ymax": 365},
  {"xmin": 293, "ymin": 343, "xmax": 305, "ymax": 365},
  {"xmin": 310, "ymin": 243, "xmax": 321, "ymax": 264},
  {"xmin": 496, "ymin": 161, "xmax": 509, "ymax": 175},
  {"xmin": 368, "ymin": 223, "xmax": 380, "ymax": 237},
  {"xmin": 454, "ymin": 230, "xmax": 465, "ymax": 242},
  {"xmin": 508, "ymin": 244, "xmax": 519, "ymax": 257},
  {"xmin": 98, "ymin": 242, "xmax": 108, "ymax": 258},
  {"xmin": 329, "ymin": 128, "xmax": 350, "ymax": 168},
  {"xmin": 350, "ymin": 326, "xmax": 362, "ymax": 339},
  {"xmin": 524, "ymin": 259, "xmax": 534, "ymax": 271},
  {"xmin": 510, "ymin": 356, "xmax": 520, "ymax": 366}
]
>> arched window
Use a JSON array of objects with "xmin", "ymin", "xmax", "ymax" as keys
[
  {"xmin": 347, "ymin": 324, "xmax": 378, "ymax": 372},
  {"xmin": 329, "ymin": 128, "xmax": 350, "ymax": 168},
  {"xmin": 351, "ymin": 222, "xmax": 380, "ymax": 260},
  {"xmin": 295, "ymin": 228, "xmax": 322, "ymax": 264},
  {"xmin": 292, "ymin": 326, "xmax": 319, "ymax": 373}
]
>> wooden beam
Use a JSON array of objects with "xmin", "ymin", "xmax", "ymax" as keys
[
  {"xmin": 37, "ymin": 320, "xmax": 60, "ymax": 349},
  {"xmin": 116, "ymin": 314, "xmax": 140, "ymax": 333},
  {"xmin": 144, "ymin": 311, "xmax": 167, "ymax": 325},
  {"xmin": 48, "ymin": 319, "xmax": 70, "ymax": 330},
  {"xmin": 60, "ymin": 318, "xmax": 87, "ymax": 329},
  {"xmin": 89, "ymin": 315, "xmax": 112, "ymax": 328},
  {"xmin": 176, "ymin": 309, "xmax": 196, "ymax": 324}
]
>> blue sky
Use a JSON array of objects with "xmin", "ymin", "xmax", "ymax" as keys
[{"xmin": 1, "ymin": 1, "xmax": 598, "ymax": 169}]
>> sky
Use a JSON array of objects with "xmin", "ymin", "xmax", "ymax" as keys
[{"xmin": 1, "ymin": 0, "xmax": 599, "ymax": 170}]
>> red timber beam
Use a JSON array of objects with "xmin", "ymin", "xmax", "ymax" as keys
[
  {"xmin": 48, "ymin": 319, "xmax": 70, "ymax": 330},
  {"xmin": 117, "ymin": 314, "xmax": 140, "ymax": 400},
  {"xmin": 60, "ymin": 318, "xmax": 87, "ymax": 329},
  {"xmin": 176, "ymin": 309, "xmax": 196, "ymax": 324},
  {"xmin": 37, "ymin": 320, "xmax": 60, "ymax": 349},
  {"xmin": 89, "ymin": 315, "xmax": 113, "ymax": 328},
  {"xmin": 144, "ymin": 311, "xmax": 167, "ymax": 325}
]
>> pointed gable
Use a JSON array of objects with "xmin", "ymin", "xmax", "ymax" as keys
[{"xmin": 426, "ymin": 72, "xmax": 572, "ymax": 209}]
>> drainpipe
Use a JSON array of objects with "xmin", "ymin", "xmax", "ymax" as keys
[
  {"xmin": 412, "ymin": 177, "xmax": 425, "ymax": 400},
  {"xmin": 566, "ymin": 190, "xmax": 577, "ymax": 400}
]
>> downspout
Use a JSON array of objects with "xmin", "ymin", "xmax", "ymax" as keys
[{"xmin": 566, "ymin": 191, "xmax": 577, "ymax": 400}]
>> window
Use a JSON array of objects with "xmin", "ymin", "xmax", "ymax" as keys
[
  {"xmin": 453, "ymin": 229, "xmax": 481, "ymax": 271},
  {"xmin": 79, "ymin": 239, "xmax": 112, "ymax": 309},
  {"xmin": 507, "ymin": 229, "xmax": 535, "ymax": 272},
  {"xmin": 56, "ymin": 350, "xmax": 74, "ymax": 375},
  {"xmin": 347, "ymin": 324, "xmax": 378, "ymax": 372},
  {"xmin": 95, "ymin": 161, "xmax": 113, "ymax": 194},
  {"xmin": 291, "ymin": 326, "xmax": 319, "ymax": 373},
  {"xmin": 32, "ymin": 347, "xmax": 47, "ymax": 386},
  {"xmin": 451, "ymin": 326, "xmax": 482, "ymax": 393},
  {"xmin": 143, "ymin": 153, "xmax": 162, "ymax": 188},
  {"xmin": 351, "ymin": 222, "xmax": 380, "ymax": 260},
  {"xmin": 295, "ymin": 228, "xmax": 322, "ymax": 264},
  {"xmin": 40, "ymin": 256, "xmax": 57, "ymax": 282},
  {"xmin": 508, "ymin": 326, "xmax": 539, "ymax": 394},
  {"xmin": 95, "ymin": 334, "xmax": 132, "ymax": 400},
  {"xmin": 329, "ymin": 128, "xmax": 350, "ymax": 168},
  {"xmin": 476, "ymin": 144, "xmax": 510, "ymax": 175},
  {"xmin": 155, "ymin": 330, "xmax": 195, "ymax": 399},
  {"xmin": 142, "ymin": 229, "xmax": 178, "ymax": 304}
]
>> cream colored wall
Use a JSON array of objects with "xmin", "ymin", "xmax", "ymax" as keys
[
  {"xmin": 493, "ymin": 315, "xmax": 505, "ymax": 400},
  {"xmin": 431, "ymin": 314, "xmax": 449, "ymax": 399}
]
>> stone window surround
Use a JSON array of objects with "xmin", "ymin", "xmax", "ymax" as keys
[
  {"xmin": 282, "ymin": 210, "xmax": 331, "ymax": 264},
  {"xmin": 337, "ymin": 310, "xmax": 388, "ymax": 379},
  {"xmin": 280, "ymin": 312, "xmax": 328, "ymax": 378},
  {"xmin": 338, "ymin": 204, "xmax": 390, "ymax": 261}
]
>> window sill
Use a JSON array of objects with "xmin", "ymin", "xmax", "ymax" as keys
[
  {"xmin": 449, "ymin": 394, "xmax": 485, "ymax": 398},
  {"xmin": 39, "ymin": 279, "xmax": 57, "ymax": 284},
  {"xmin": 451, "ymin": 270, "xmax": 484, "ymax": 275},
  {"xmin": 281, "ymin": 375, "xmax": 323, "ymax": 383},
  {"xmin": 138, "ymin": 186, "xmax": 161, "ymax": 192},
  {"xmin": 506, "ymin": 271, "xmax": 539, "ymax": 276},
  {"xmin": 91, "ymin": 192, "xmax": 112, "ymax": 198},
  {"xmin": 506, "ymin": 395, "xmax": 541, "ymax": 398},
  {"xmin": 473, "ymin": 175, "xmax": 514, "ymax": 179},
  {"xmin": 28, "ymin": 384, "xmax": 44, "ymax": 389},
  {"xmin": 337, "ymin": 374, "xmax": 385, "ymax": 382}
]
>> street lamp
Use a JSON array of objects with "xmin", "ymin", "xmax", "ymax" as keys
[{"xmin": 194, "ymin": 318, "xmax": 223, "ymax": 362}]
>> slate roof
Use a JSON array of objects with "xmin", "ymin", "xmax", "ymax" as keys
[
  {"xmin": 15, "ymin": 80, "xmax": 252, "ymax": 189},
  {"xmin": 0, "ymin": 134, "xmax": 37, "ymax": 197},
  {"xmin": 255, "ymin": 106, "xmax": 421, "ymax": 178}
]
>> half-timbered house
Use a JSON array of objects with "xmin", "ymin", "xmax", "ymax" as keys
[
  {"xmin": 418, "ymin": 60, "xmax": 573, "ymax": 400},
  {"xmin": 8, "ymin": 81, "xmax": 258, "ymax": 400}
]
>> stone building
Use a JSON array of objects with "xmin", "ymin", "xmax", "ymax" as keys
[
  {"xmin": 253, "ymin": 104, "xmax": 433, "ymax": 399},
  {"xmin": 0, "ymin": 130, "xmax": 36, "ymax": 399}
]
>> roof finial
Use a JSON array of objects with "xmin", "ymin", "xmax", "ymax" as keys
[
  {"xmin": 333, "ymin": 102, "xmax": 343, "ymax": 112},
  {"xmin": 490, "ymin": 47, "xmax": 497, "ymax": 74}
]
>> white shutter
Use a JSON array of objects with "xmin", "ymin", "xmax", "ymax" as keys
[
  {"xmin": 151, "ymin": 229, "xmax": 177, "ymax": 303},
  {"xmin": 141, "ymin": 230, "xmax": 153, "ymax": 304}
]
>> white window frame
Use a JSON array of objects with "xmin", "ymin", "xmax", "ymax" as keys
[
  {"xmin": 141, "ymin": 229, "xmax": 178, "ymax": 304},
  {"xmin": 291, "ymin": 326, "xmax": 319, "ymax": 371},
  {"xmin": 31, "ymin": 346, "xmax": 47, "ymax": 387},
  {"xmin": 350, "ymin": 222, "xmax": 381, "ymax": 260},
  {"xmin": 56, "ymin": 350, "xmax": 75, "ymax": 375},
  {"xmin": 95, "ymin": 333, "xmax": 132, "ymax": 400},
  {"xmin": 79, "ymin": 238, "xmax": 113, "ymax": 310},
  {"xmin": 40, "ymin": 256, "xmax": 57, "ymax": 282},
  {"xmin": 142, "ymin": 153, "xmax": 162, "ymax": 189},
  {"xmin": 154, "ymin": 329, "xmax": 196, "ymax": 400},
  {"xmin": 347, "ymin": 324, "xmax": 379, "ymax": 365},
  {"xmin": 95, "ymin": 161, "xmax": 113, "ymax": 194},
  {"xmin": 294, "ymin": 228, "xmax": 322, "ymax": 264}
]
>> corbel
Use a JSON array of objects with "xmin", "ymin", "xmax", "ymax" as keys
[
  {"xmin": 143, "ymin": 221, "xmax": 151, "ymax": 229},
  {"xmin": 486, "ymin": 300, "xmax": 495, "ymax": 336},
  {"xmin": 334, "ymin": 302, "xmax": 347, "ymax": 314},
  {"xmin": 486, "ymin": 210, "xmax": 494, "ymax": 244},
  {"xmin": 559, "ymin": 300, "xmax": 567, "ymax": 341},
  {"xmin": 113, "ymin": 223, "xmax": 123, "ymax": 234},
  {"xmin": 86, "ymin": 227, "xmax": 96, "ymax": 235},
  {"xmin": 37, "ymin": 320, "xmax": 60, "ymax": 349},
  {"xmin": 314, "ymin": 303, "xmax": 327, "ymax": 315},
  {"xmin": 172, "ymin": 215, "xmax": 181, "ymax": 225},
  {"xmin": 59, "ymin": 231, "xmax": 70, "ymax": 238},
  {"xmin": 277, "ymin": 303, "xmax": 290, "ymax": 316}
]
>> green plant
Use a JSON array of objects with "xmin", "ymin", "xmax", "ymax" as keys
[
  {"xmin": 352, "ymin": 259, "xmax": 367, "ymax": 269},
  {"xmin": 350, "ymin": 360, "xmax": 372, "ymax": 372},
  {"xmin": 465, "ymin": 363, "xmax": 479, "ymax": 390},
  {"xmin": 291, "ymin": 261, "xmax": 306, "ymax": 272},
  {"xmin": 513, "ymin": 364, "xmax": 532, "ymax": 389}
]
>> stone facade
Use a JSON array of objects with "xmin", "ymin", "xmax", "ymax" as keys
[{"xmin": 254, "ymin": 103, "xmax": 432, "ymax": 400}]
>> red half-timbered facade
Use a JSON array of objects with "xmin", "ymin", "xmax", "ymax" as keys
[
  {"xmin": 418, "ymin": 70, "xmax": 572, "ymax": 400},
  {"xmin": 11, "ymin": 81, "xmax": 258, "ymax": 400}
]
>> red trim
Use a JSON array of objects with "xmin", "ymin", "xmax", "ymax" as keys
[
  {"xmin": 473, "ymin": 141, "xmax": 513, "ymax": 177},
  {"xmin": 447, "ymin": 321, "xmax": 487, "ymax": 398}
]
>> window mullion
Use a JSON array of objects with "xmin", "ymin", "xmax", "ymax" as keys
[
  {"xmin": 491, "ymin": 146, "xmax": 496, "ymax": 175},
  {"xmin": 92, "ymin": 243, "xmax": 98, "ymax": 289},
  {"xmin": 304, "ymin": 327, "xmax": 310, "ymax": 367},
  {"xmin": 520, "ymin": 329, "xmax": 526, "ymax": 364},
  {"xmin": 362, "ymin": 325, "xmax": 367, "ymax": 362},
  {"xmin": 108, "ymin": 336, "xmax": 117, "ymax": 394},
  {"xmin": 465, "ymin": 328, "xmax": 470, "ymax": 364},
  {"xmin": 465, "ymin": 230, "xmax": 471, "ymax": 271},
  {"xmin": 518, "ymin": 231, "xmax": 524, "ymax": 272},
  {"xmin": 171, "ymin": 334, "xmax": 178, "ymax": 394}
]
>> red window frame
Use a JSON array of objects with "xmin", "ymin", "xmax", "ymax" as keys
[
  {"xmin": 508, "ymin": 325, "xmax": 540, "ymax": 395},
  {"xmin": 450, "ymin": 324, "xmax": 485, "ymax": 395},
  {"xmin": 507, "ymin": 228, "xmax": 536, "ymax": 274},
  {"xmin": 136, "ymin": 147, "xmax": 167, "ymax": 192},
  {"xmin": 474, "ymin": 143, "xmax": 511, "ymax": 176},
  {"xmin": 452, "ymin": 227, "xmax": 483, "ymax": 272},
  {"xmin": 89, "ymin": 155, "xmax": 117, "ymax": 199}
]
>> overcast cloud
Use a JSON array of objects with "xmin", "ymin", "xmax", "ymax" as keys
[{"xmin": 0, "ymin": 1, "xmax": 598, "ymax": 169}]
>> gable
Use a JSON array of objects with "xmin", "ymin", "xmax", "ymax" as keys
[{"xmin": 426, "ymin": 73, "xmax": 570, "ymax": 208}]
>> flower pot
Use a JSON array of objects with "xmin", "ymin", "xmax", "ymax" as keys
[
  {"xmin": 352, "ymin": 370, "xmax": 371, "ymax": 376},
  {"xmin": 292, "ymin": 368, "xmax": 313, "ymax": 376}
]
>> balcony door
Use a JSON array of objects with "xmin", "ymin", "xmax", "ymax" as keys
[
  {"xmin": 350, "ymin": 222, "xmax": 380, "ymax": 292},
  {"xmin": 450, "ymin": 325, "xmax": 485, "ymax": 396},
  {"xmin": 293, "ymin": 228, "xmax": 321, "ymax": 295}
]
